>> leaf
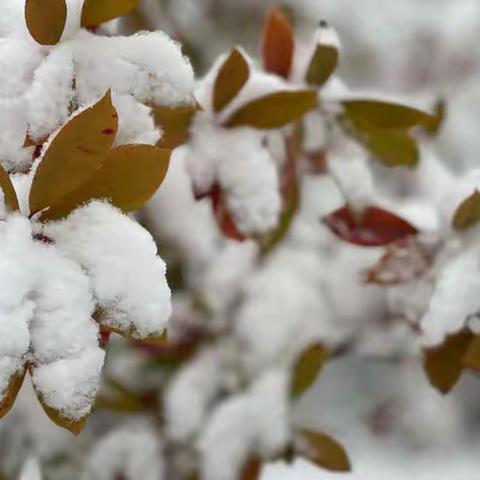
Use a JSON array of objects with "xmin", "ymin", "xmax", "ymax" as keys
[
  {"xmin": 291, "ymin": 344, "xmax": 328, "ymax": 398},
  {"xmin": 306, "ymin": 44, "xmax": 338, "ymax": 87},
  {"xmin": 153, "ymin": 104, "xmax": 199, "ymax": 149},
  {"xmin": 262, "ymin": 8, "xmax": 295, "ymax": 78},
  {"xmin": 423, "ymin": 329, "xmax": 474, "ymax": 394},
  {"xmin": 463, "ymin": 334, "xmax": 480, "ymax": 373},
  {"xmin": 240, "ymin": 457, "xmax": 262, "ymax": 480},
  {"xmin": 296, "ymin": 429, "xmax": 351, "ymax": 472},
  {"xmin": 0, "ymin": 367, "xmax": 26, "ymax": 418},
  {"xmin": 225, "ymin": 90, "xmax": 317, "ymax": 129},
  {"xmin": 0, "ymin": 164, "xmax": 19, "ymax": 212},
  {"xmin": 322, "ymin": 205, "xmax": 418, "ymax": 247},
  {"xmin": 343, "ymin": 100, "xmax": 433, "ymax": 130},
  {"xmin": 41, "ymin": 145, "xmax": 171, "ymax": 221},
  {"xmin": 213, "ymin": 48, "xmax": 250, "ymax": 113},
  {"xmin": 81, "ymin": 0, "xmax": 140, "ymax": 28},
  {"xmin": 453, "ymin": 190, "xmax": 480, "ymax": 231},
  {"xmin": 25, "ymin": 0, "xmax": 67, "ymax": 45},
  {"xmin": 423, "ymin": 98, "xmax": 446, "ymax": 136},
  {"xmin": 29, "ymin": 91, "xmax": 118, "ymax": 217}
]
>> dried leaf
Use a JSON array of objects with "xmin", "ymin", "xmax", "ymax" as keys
[
  {"xmin": 81, "ymin": 0, "xmax": 139, "ymax": 28},
  {"xmin": 153, "ymin": 104, "xmax": 199, "ymax": 149},
  {"xmin": 29, "ymin": 91, "xmax": 118, "ymax": 216},
  {"xmin": 322, "ymin": 205, "xmax": 418, "ymax": 247},
  {"xmin": 0, "ymin": 367, "xmax": 26, "ymax": 418},
  {"xmin": 41, "ymin": 144, "xmax": 171, "ymax": 221},
  {"xmin": 453, "ymin": 190, "xmax": 480, "ymax": 231},
  {"xmin": 262, "ymin": 8, "xmax": 295, "ymax": 78},
  {"xmin": 225, "ymin": 90, "xmax": 317, "ymax": 129},
  {"xmin": 291, "ymin": 344, "xmax": 328, "ymax": 398},
  {"xmin": 296, "ymin": 429, "xmax": 351, "ymax": 472},
  {"xmin": 306, "ymin": 44, "xmax": 338, "ymax": 87},
  {"xmin": 423, "ymin": 329, "xmax": 474, "ymax": 394},
  {"xmin": 213, "ymin": 48, "xmax": 250, "ymax": 113},
  {"xmin": 25, "ymin": 0, "xmax": 67, "ymax": 45},
  {"xmin": 0, "ymin": 164, "xmax": 19, "ymax": 212}
]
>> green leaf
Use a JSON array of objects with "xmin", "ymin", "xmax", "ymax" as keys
[
  {"xmin": 25, "ymin": 0, "xmax": 67, "ymax": 45},
  {"xmin": 29, "ymin": 91, "xmax": 118, "ymax": 217},
  {"xmin": 306, "ymin": 44, "xmax": 338, "ymax": 87},
  {"xmin": 0, "ymin": 164, "xmax": 19, "ymax": 212},
  {"xmin": 81, "ymin": 0, "xmax": 140, "ymax": 28},
  {"xmin": 213, "ymin": 48, "xmax": 250, "ymax": 113},
  {"xmin": 291, "ymin": 344, "xmax": 328, "ymax": 398},
  {"xmin": 296, "ymin": 429, "xmax": 351, "ymax": 472},
  {"xmin": 41, "ymin": 144, "xmax": 170, "ymax": 221},
  {"xmin": 225, "ymin": 90, "xmax": 317, "ymax": 129},
  {"xmin": 453, "ymin": 190, "xmax": 480, "ymax": 231},
  {"xmin": 153, "ymin": 103, "xmax": 199, "ymax": 149}
]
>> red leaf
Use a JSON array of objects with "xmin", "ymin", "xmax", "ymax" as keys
[{"xmin": 322, "ymin": 205, "xmax": 418, "ymax": 247}]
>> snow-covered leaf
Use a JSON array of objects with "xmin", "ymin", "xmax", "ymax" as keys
[
  {"xmin": 0, "ymin": 164, "xmax": 19, "ymax": 212},
  {"xmin": 25, "ymin": 0, "xmax": 67, "ymax": 45},
  {"xmin": 154, "ymin": 104, "xmax": 199, "ymax": 148},
  {"xmin": 0, "ymin": 367, "xmax": 26, "ymax": 419},
  {"xmin": 81, "ymin": 0, "xmax": 140, "ymax": 28},
  {"xmin": 453, "ymin": 189, "xmax": 480, "ymax": 230}
]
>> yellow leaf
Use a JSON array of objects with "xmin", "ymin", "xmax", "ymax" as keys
[
  {"xmin": 25, "ymin": 0, "xmax": 67, "ymax": 45},
  {"xmin": 225, "ymin": 90, "xmax": 317, "ymax": 129},
  {"xmin": 296, "ymin": 429, "xmax": 351, "ymax": 472},
  {"xmin": 306, "ymin": 44, "xmax": 338, "ymax": 87},
  {"xmin": 0, "ymin": 164, "xmax": 19, "ymax": 212},
  {"xmin": 213, "ymin": 48, "xmax": 250, "ymax": 113},
  {"xmin": 41, "ymin": 144, "xmax": 170, "ymax": 221},
  {"xmin": 0, "ymin": 367, "xmax": 26, "ymax": 419},
  {"xmin": 153, "ymin": 104, "xmax": 199, "ymax": 149},
  {"xmin": 81, "ymin": 0, "xmax": 140, "ymax": 28},
  {"xmin": 29, "ymin": 91, "xmax": 118, "ymax": 216},
  {"xmin": 453, "ymin": 190, "xmax": 480, "ymax": 231},
  {"xmin": 291, "ymin": 343, "xmax": 328, "ymax": 398}
]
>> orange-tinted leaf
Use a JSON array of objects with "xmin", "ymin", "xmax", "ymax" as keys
[
  {"xmin": 291, "ymin": 344, "xmax": 328, "ymax": 398},
  {"xmin": 213, "ymin": 48, "xmax": 250, "ymax": 113},
  {"xmin": 29, "ymin": 91, "xmax": 118, "ymax": 216},
  {"xmin": 306, "ymin": 44, "xmax": 338, "ymax": 87},
  {"xmin": 153, "ymin": 104, "xmax": 199, "ymax": 149},
  {"xmin": 225, "ymin": 90, "xmax": 317, "ymax": 129},
  {"xmin": 296, "ymin": 429, "xmax": 351, "ymax": 472},
  {"xmin": 81, "ymin": 0, "xmax": 139, "ymax": 28},
  {"xmin": 0, "ymin": 164, "xmax": 19, "ymax": 212},
  {"xmin": 25, "ymin": 0, "xmax": 67, "ymax": 45},
  {"xmin": 262, "ymin": 8, "xmax": 295, "ymax": 78},
  {"xmin": 41, "ymin": 144, "xmax": 171, "ymax": 221},
  {"xmin": 423, "ymin": 329, "xmax": 474, "ymax": 394},
  {"xmin": 322, "ymin": 205, "xmax": 418, "ymax": 247},
  {"xmin": 453, "ymin": 190, "xmax": 480, "ymax": 231},
  {"xmin": 0, "ymin": 367, "xmax": 26, "ymax": 418}
]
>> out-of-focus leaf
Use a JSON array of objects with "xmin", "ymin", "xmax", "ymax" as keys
[
  {"xmin": 423, "ymin": 98, "xmax": 446, "ymax": 136},
  {"xmin": 225, "ymin": 90, "xmax": 317, "ymax": 129},
  {"xmin": 29, "ymin": 91, "xmax": 118, "ymax": 216},
  {"xmin": 0, "ymin": 367, "xmax": 26, "ymax": 418},
  {"xmin": 240, "ymin": 457, "xmax": 262, "ymax": 480},
  {"xmin": 262, "ymin": 8, "xmax": 295, "ymax": 79},
  {"xmin": 343, "ymin": 100, "xmax": 433, "ymax": 129},
  {"xmin": 213, "ymin": 48, "xmax": 250, "ymax": 113},
  {"xmin": 322, "ymin": 205, "xmax": 418, "ymax": 247},
  {"xmin": 453, "ymin": 190, "xmax": 480, "ymax": 231},
  {"xmin": 291, "ymin": 344, "xmax": 328, "ymax": 398},
  {"xmin": 463, "ymin": 334, "xmax": 480, "ymax": 373},
  {"xmin": 423, "ymin": 329, "xmax": 474, "ymax": 394},
  {"xmin": 153, "ymin": 104, "xmax": 199, "ymax": 149},
  {"xmin": 296, "ymin": 429, "xmax": 351, "ymax": 472},
  {"xmin": 25, "ymin": 0, "xmax": 67, "ymax": 45},
  {"xmin": 0, "ymin": 164, "xmax": 19, "ymax": 212},
  {"xmin": 81, "ymin": 0, "xmax": 140, "ymax": 28},
  {"xmin": 41, "ymin": 144, "xmax": 170, "ymax": 221},
  {"xmin": 306, "ymin": 44, "xmax": 338, "ymax": 87}
]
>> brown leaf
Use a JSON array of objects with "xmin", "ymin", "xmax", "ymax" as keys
[
  {"xmin": 239, "ymin": 457, "xmax": 262, "ymax": 480},
  {"xmin": 323, "ymin": 205, "xmax": 418, "ymax": 247},
  {"xmin": 463, "ymin": 334, "xmax": 480, "ymax": 373},
  {"xmin": 423, "ymin": 329, "xmax": 474, "ymax": 394},
  {"xmin": 29, "ymin": 91, "xmax": 118, "ymax": 217},
  {"xmin": 213, "ymin": 48, "xmax": 250, "ymax": 113},
  {"xmin": 291, "ymin": 344, "xmax": 328, "ymax": 398},
  {"xmin": 0, "ymin": 367, "xmax": 26, "ymax": 418},
  {"xmin": 81, "ymin": 0, "xmax": 140, "ymax": 28},
  {"xmin": 423, "ymin": 98, "xmax": 446, "ymax": 137},
  {"xmin": 262, "ymin": 8, "xmax": 295, "ymax": 79},
  {"xmin": 225, "ymin": 90, "xmax": 317, "ymax": 129},
  {"xmin": 306, "ymin": 44, "xmax": 338, "ymax": 87},
  {"xmin": 453, "ymin": 190, "xmax": 480, "ymax": 231},
  {"xmin": 41, "ymin": 144, "xmax": 171, "ymax": 221},
  {"xmin": 25, "ymin": 0, "xmax": 67, "ymax": 45},
  {"xmin": 0, "ymin": 164, "xmax": 19, "ymax": 212},
  {"xmin": 153, "ymin": 104, "xmax": 199, "ymax": 149},
  {"xmin": 296, "ymin": 429, "xmax": 351, "ymax": 472}
]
